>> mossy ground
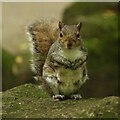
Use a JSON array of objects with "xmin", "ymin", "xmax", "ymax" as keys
[{"xmin": 2, "ymin": 83, "xmax": 119, "ymax": 118}]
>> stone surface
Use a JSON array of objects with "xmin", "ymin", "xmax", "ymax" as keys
[{"xmin": 2, "ymin": 83, "xmax": 119, "ymax": 118}]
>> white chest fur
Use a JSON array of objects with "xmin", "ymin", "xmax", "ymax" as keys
[{"xmin": 60, "ymin": 47, "xmax": 85, "ymax": 61}]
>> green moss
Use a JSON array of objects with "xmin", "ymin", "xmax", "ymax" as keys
[{"xmin": 2, "ymin": 84, "xmax": 119, "ymax": 118}]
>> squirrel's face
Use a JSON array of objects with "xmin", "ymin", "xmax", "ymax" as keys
[{"xmin": 58, "ymin": 22, "xmax": 82, "ymax": 49}]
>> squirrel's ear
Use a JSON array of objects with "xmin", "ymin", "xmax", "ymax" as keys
[
  {"xmin": 59, "ymin": 21, "xmax": 65, "ymax": 30},
  {"xmin": 77, "ymin": 22, "xmax": 82, "ymax": 31}
]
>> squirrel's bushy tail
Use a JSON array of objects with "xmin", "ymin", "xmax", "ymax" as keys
[{"xmin": 27, "ymin": 19, "xmax": 59, "ymax": 81}]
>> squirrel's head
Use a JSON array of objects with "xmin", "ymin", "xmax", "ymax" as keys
[{"xmin": 58, "ymin": 21, "xmax": 82, "ymax": 49}]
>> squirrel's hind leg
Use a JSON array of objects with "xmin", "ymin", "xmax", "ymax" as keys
[
  {"xmin": 43, "ymin": 64, "xmax": 66, "ymax": 100},
  {"xmin": 43, "ymin": 77, "xmax": 65, "ymax": 101}
]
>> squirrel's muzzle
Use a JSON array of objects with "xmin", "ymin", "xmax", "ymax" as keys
[{"xmin": 67, "ymin": 43, "xmax": 72, "ymax": 49}]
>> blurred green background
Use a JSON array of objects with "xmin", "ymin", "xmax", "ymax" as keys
[
  {"xmin": 62, "ymin": 2, "xmax": 118, "ymax": 97},
  {"xmin": 2, "ymin": 2, "xmax": 118, "ymax": 97}
]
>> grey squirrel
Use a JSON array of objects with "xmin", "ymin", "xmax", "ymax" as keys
[{"xmin": 27, "ymin": 20, "xmax": 89, "ymax": 100}]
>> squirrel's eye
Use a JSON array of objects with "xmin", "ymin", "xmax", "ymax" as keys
[
  {"xmin": 77, "ymin": 33, "xmax": 80, "ymax": 38},
  {"xmin": 60, "ymin": 33, "xmax": 63, "ymax": 37}
]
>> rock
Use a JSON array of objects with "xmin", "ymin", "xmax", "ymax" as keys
[{"xmin": 2, "ymin": 83, "xmax": 119, "ymax": 118}]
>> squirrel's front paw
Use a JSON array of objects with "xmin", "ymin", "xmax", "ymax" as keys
[
  {"xmin": 65, "ymin": 60, "xmax": 72, "ymax": 68},
  {"xmin": 71, "ymin": 58, "xmax": 82, "ymax": 69},
  {"xmin": 53, "ymin": 95, "xmax": 65, "ymax": 101}
]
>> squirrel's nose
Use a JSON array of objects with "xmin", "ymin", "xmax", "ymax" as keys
[{"xmin": 67, "ymin": 43, "xmax": 72, "ymax": 49}]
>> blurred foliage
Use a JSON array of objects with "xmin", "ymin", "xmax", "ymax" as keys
[
  {"xmin": 62, "ymin": 3, "xmax": 118, "ymax": 97},
  {"xmin": 2, "ymin": 48, "xmax": 33, "ymax": 91}
]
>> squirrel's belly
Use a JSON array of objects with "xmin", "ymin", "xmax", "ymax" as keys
[{"xmin": 56, "ymin": 67, "xmax": 83, "ymax": 96}]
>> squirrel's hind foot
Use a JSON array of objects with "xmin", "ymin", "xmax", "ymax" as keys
[
  {"xmin": 70, "ymin": 94, "xmax": 82, "ymax": 100},
  {"xmin": 52, "ymin": 95, "xmax": 65, "ymax": 101}
]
